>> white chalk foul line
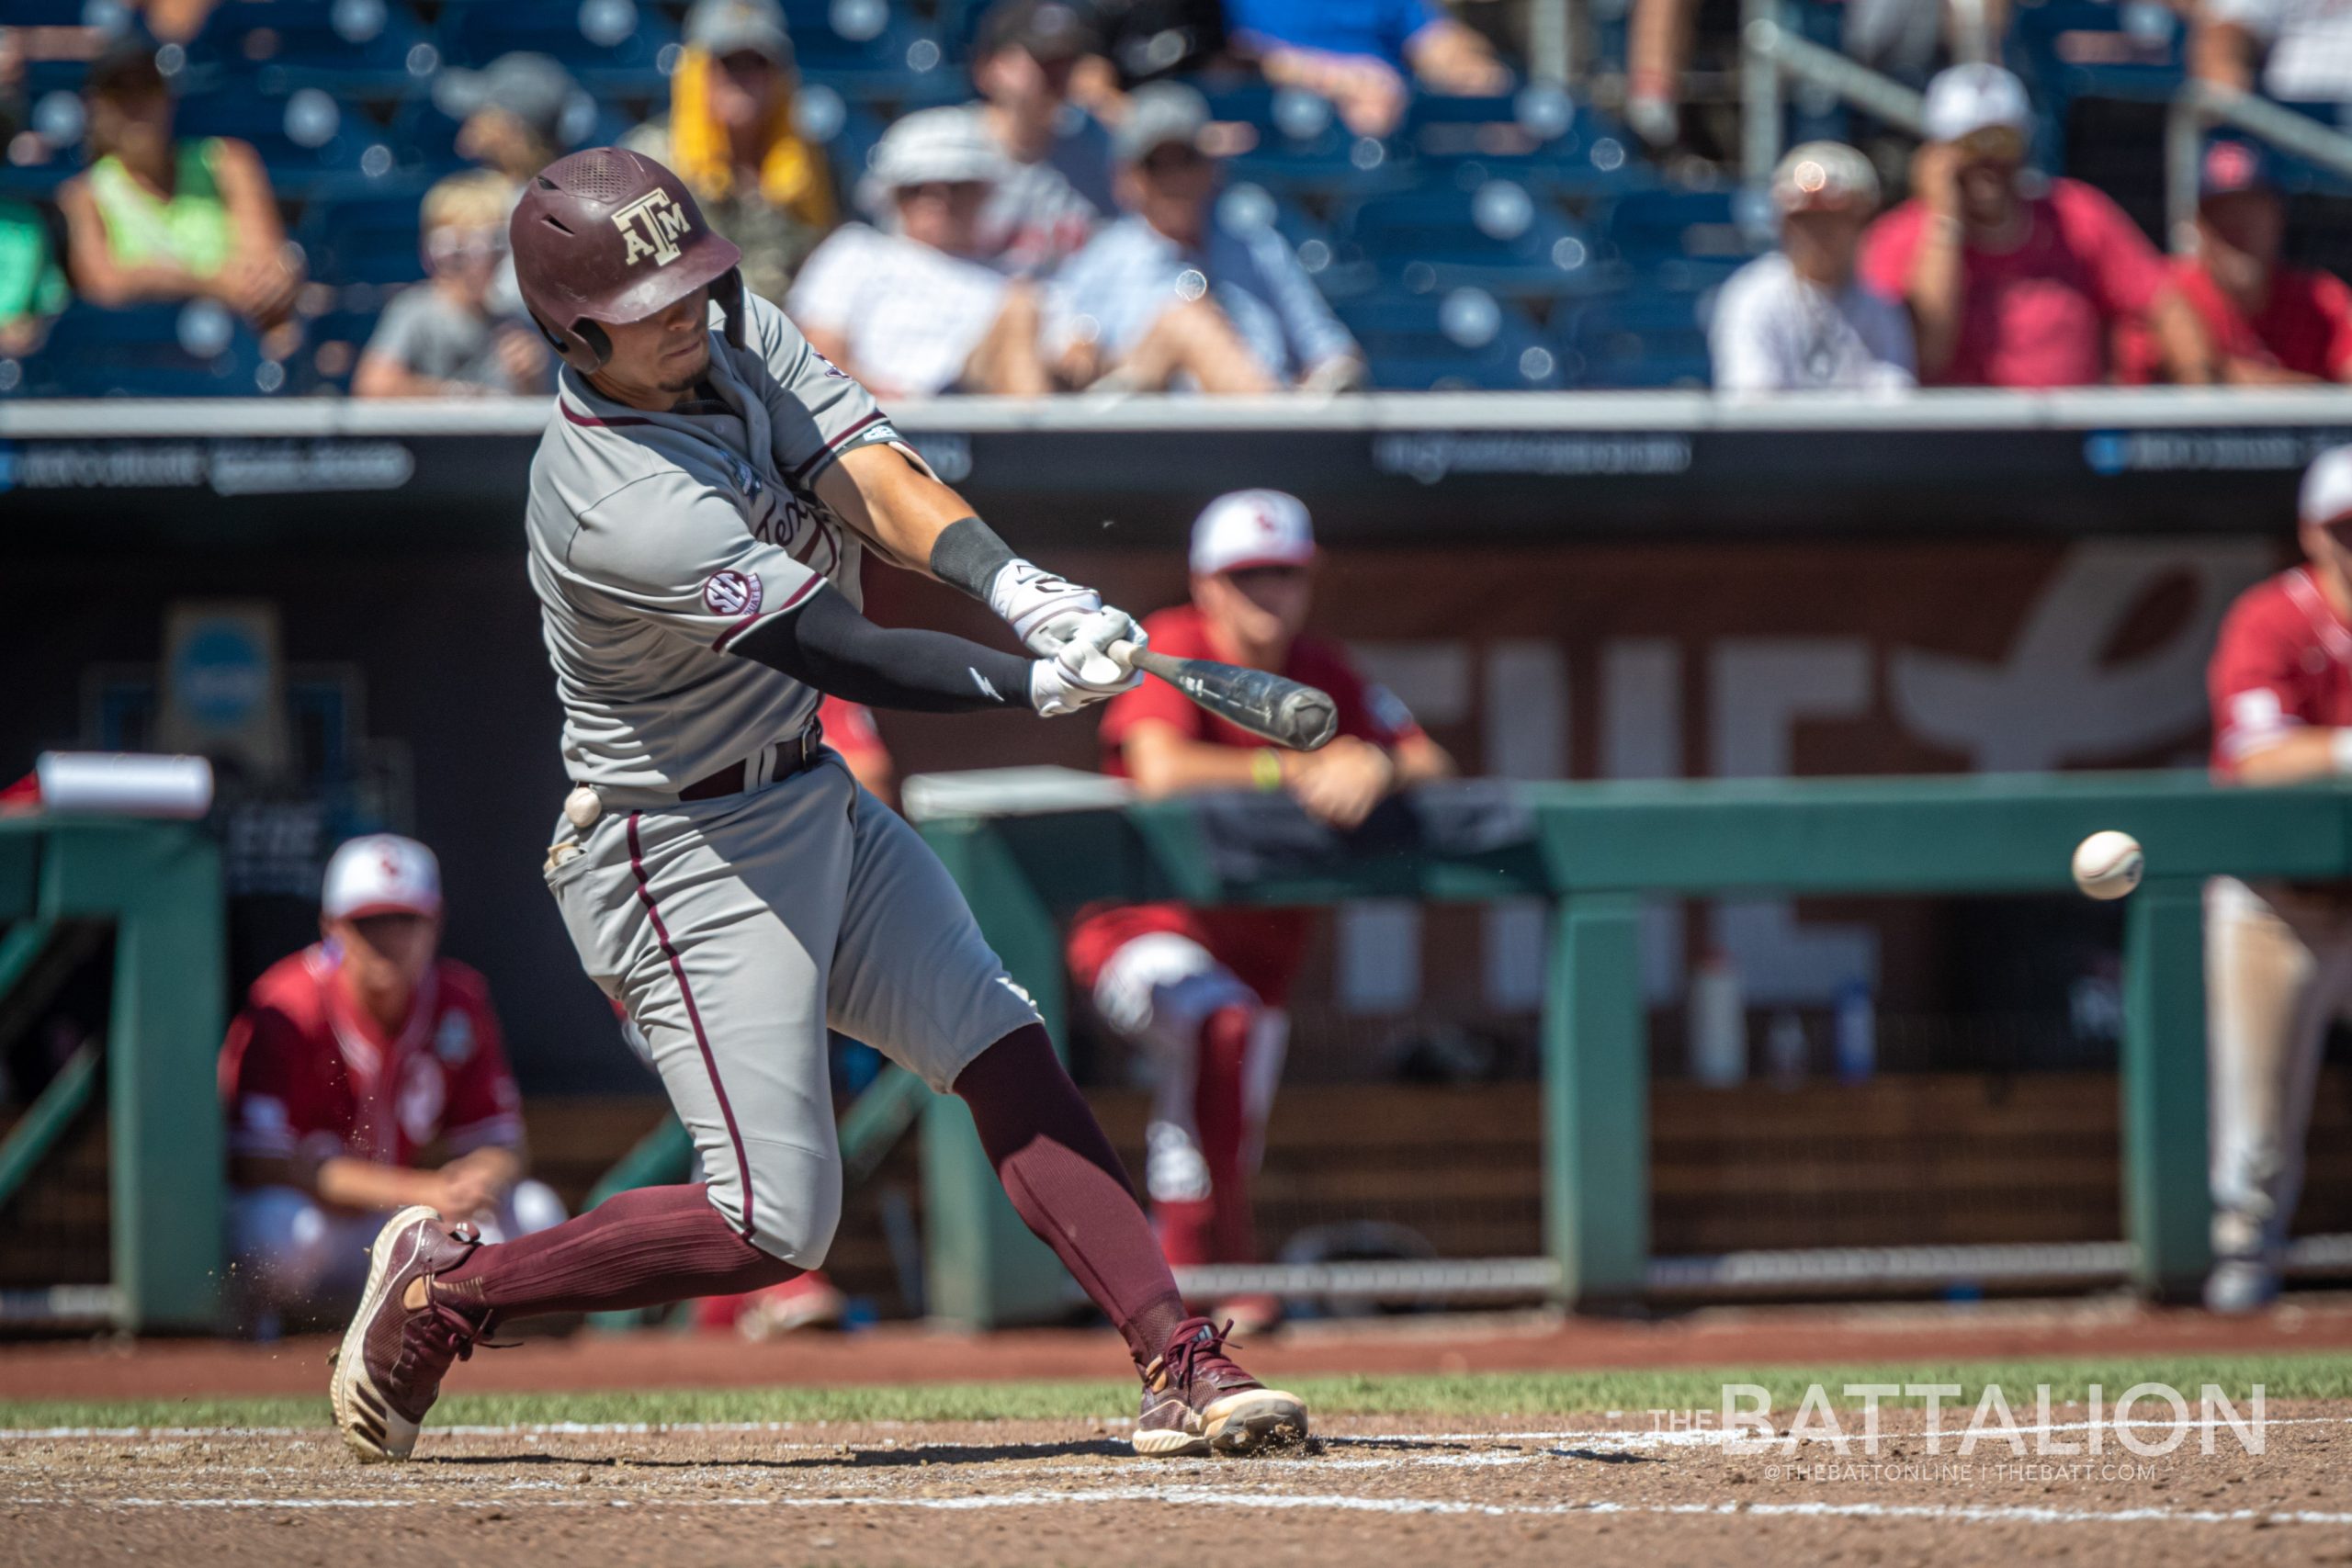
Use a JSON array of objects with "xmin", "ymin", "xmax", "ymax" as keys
[
  {"xmin": 9, "ymin": 1416, "xmax": 2345, "ymax": 1445},
  {"xmin": 7, "ymin": 1487, "xmax": 2352, "ymax": 1528}
]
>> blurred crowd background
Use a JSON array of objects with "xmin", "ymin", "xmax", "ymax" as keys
[{"xmin": 6, "ymin": 0, "xmax": 2352, "ymax": 398}]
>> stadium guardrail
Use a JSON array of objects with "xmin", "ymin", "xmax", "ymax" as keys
[
  {"xmin": 0, "ymin": 817, "xmax": 225, "ymax": 1333},
  {"xmin": 910, "ymin": 770, "xmax": 2350, "ymax": 1328}
]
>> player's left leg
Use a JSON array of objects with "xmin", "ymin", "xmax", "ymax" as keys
[{"xmin": 826, "ymin": 785, "xmax": 1307, "ymax": 1456}]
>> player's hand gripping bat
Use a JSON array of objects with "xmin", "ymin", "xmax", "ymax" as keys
[{"xmin": 1106, "ymin": 639, "xmax": 1338, "ymax": 750}]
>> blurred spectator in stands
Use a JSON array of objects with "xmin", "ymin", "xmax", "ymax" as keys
[
  {"xmin": 1712, "ymin": 141, "xmax": 1915, "ymax": 393},
  {"xmin": 2119, "ymin": 141, "xmax": 2352, "ymax": 385},
  {"xmin": 125, "ymin": 0, "xmax": 219, "ymax": 43},
  {"xmin": 625, "ymin": 0, "xmax": 836, "ymax": 305},
  {"xmin": 820, "ymin": 694, "xmax": 897, "ymax": 805},
  {"xmin": 960, "ymin": 0, "xmax": 1111, "ymax": 275},
  {"xmin": 353, "ymin": 173, "xmax": 549, "ymax": 400},
  {"xmin": 1228, "ymin": 0, "xmax": 1507, "ymax": 137},
  {"xmin": 220, "ymin": 836, "xmax": 565, "ymax": 1322},
  {"xmin": 56, "ymin": 33, "xmax": 302, "ymax": 334},
  {"xmin": 1087, "ymin": 0, "xmax": 1230, "ymax": 91},
  {"xmin": 1067, "ymin": 491, "xmax": 1453, "ymax": 1330},
  {"xmin": 0, "ymin": 200, "xmax": 66, "ymax": 358},
  {"xmin": 2194, "ymin": 0, "xmax": 2352, "ymax": 104},
  {"xmin": 435, "ymin": 52, "xmax": 586, "ymax": 315},
  {"xmin": 1859, "ymin": 63, "xmax": 2214, "ymax": 386},
  {"xmin": 2201, "ymin": 446, "xmax": 2352, "ymax": 1314},
  {"xmin": 438, "ymin": 51, "xmax": 582, "ymax": 191},
  {"xmin": 787, "ymin": 107, "xmax": 1051, "ymax": 396},
  {"xmin": 1047, "ymin": 84, "xmax": 1364, "ymax": 391},
  {"xmin": 0, "ymin": 28, "xmax": 25, "ymax": 148}
]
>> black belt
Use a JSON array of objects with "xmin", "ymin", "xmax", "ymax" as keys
[{"xmin": 677, "ymin": 721, "xmax": 825, "ymax": 803}]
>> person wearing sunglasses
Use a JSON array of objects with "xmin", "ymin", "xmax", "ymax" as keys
[
  {"xmin": 354, "ymin": 171, "xmax": 551, "ymax": 398},
  {"xmin": 1046, "ymin": 83, "xmax": 1364, "ymax": 392},
  {"xmin": 1859, "ymin": 63, "xmax": 2215, "ymax": 387}
]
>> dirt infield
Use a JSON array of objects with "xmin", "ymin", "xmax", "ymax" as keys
[
  {"xmin": 10, "ymin": 1300, "xmax": 2352, "ymax": 1564},
  {"xmin": 13, "ymin": 1294, "xmax": 2352, "ymax": 1403},
  {"xmin": 5, "ymin": 1403, "xmax": 2350, "ymax": 1567}
]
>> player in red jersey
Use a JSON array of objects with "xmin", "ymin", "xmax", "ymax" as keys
[
  {"xmin": 220, "ymin": 835, "xmax": 564, "ymax": 1320},
  {"xmin": 1066, "ymin": 491, "xmax": 1453, "ymax": 1327},
  {"xmin": 2204, "ymin": 446, "xmax": 2352, "ymax": 1313}
]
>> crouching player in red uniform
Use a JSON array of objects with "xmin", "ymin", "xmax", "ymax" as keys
[
  {"xmin": 1066, "ymin": 491, "xmax": 1453, "ymax": 1327},
  {"xmin": 220, "ymin": 835, "xmax": 565, "ymax": 1321}
]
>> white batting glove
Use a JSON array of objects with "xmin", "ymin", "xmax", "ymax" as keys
[
  {"xmin": 1028, "ymin": 609, "xmax": 1147, "ymax": 716},
  {"xmin": 989, "ymin": 560, "xmax": 1107, "ymax": 655}
]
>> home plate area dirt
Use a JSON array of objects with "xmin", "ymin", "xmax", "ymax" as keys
[{"xmin": 7, "ymin": 1404, "xmax": 2352, "ymax": 1567}]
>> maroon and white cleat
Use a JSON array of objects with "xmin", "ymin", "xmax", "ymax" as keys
[
  {"xmin": 1134, "ymin": 1316, "xmax": 1307, "ymax": 1457},
  {"xmin": 329, "ymin": 1205, "xmax": 488, "ymax": 1462}
]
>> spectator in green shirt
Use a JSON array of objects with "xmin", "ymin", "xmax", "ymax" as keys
[{"xmin": 0, "ymin": 199, "xmax": 66, "ymax": 356}]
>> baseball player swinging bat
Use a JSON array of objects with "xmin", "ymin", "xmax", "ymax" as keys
[{"xmin": 1107, "ymin": 639, "xmax": 1337, "ymax": 751}]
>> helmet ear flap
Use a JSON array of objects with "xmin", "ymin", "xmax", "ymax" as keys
[
  {"xmin": 571, "ymin": 318, "xmax": 614, "ymax": 370},
  {"xmin": 712, "ymin": 266, "xmax": 747, "ymax": 350}
]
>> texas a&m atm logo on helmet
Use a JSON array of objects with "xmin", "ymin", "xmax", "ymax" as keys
[{"xmin": 613, "ymin": 188, "xmax": 692, "ymax": 267}]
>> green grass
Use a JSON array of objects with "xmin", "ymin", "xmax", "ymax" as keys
[{"xmin": 7, "ymin": 1350, "xmax": 2352, "ymax": 1433}]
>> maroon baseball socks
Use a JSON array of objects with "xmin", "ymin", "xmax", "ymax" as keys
[
  {"xmin": 430, "ymin": 1022, "xmax": 1189, "ymax": 1376},
  {"xmin": 433, "ymin": 1182, "xmax": 797, "ymax": 1318},
  {"xmin": 953, "ymin": 1022, "xmax": 1190, "ymax": 1371}
]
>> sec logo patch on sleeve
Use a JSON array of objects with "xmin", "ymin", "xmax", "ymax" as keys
[{"xmin": 704, "ymin": 570, "xmax": 763, "ymax": 616}]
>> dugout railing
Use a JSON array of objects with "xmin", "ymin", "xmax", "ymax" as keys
[
  {"xmin": 0, "ymin": 817, "xmax": 224, "ymax": 1333},
  {"xmin": 910, "ymin": 770, "xmax": 2352, "ymax": 1327}
]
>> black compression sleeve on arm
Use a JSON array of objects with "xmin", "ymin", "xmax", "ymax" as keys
[
  {"xmin": 929, "ymin": 515, "xmax": 1019, "ymax": 601},
  {"xmin": 732, "ymin": 584, "xmax": 1036, "ymax": 713}
]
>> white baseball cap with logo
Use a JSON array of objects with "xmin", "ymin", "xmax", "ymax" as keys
[
  {"xmin": 322, "ymin": 834, "xmax": 444, "ymax": 921},
  {"xmin": 2301, "ymin": 445, "xmax": 2352, "ymax": 528},
  {"xmin": 1191, "ymin": 489, "xmax": 1317, "ymax": 576},
  {"xmin": 1922, "ymin": 62, "xmax": 2031, "ymax": 144}
]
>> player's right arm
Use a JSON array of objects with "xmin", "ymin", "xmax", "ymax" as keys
[{"xmin": 570, "ymin": 475, "xmax": 1134, "ymax": 716}]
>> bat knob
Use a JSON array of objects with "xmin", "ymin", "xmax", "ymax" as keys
[{"xmin": 1282, "ymin": 693, "xmax": 1339, "ymax": 751}]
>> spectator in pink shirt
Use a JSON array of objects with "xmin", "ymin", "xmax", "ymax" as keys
[{"xmin": 1860, "ymin": 63, "xmax": 2215, "ymax": 387}]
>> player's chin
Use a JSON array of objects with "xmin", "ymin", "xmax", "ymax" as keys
[{"xmin": 656, "ymin": 343, "xmax": 712, "ymax": 392}]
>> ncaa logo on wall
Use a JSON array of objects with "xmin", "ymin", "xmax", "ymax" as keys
[
  {"xmin": 615, "ymin": 189, "xmax": 693, "ymax": 266},
  {"xmin": 703, "ymin": 569, "xmax": 763, "ymax": 616}
]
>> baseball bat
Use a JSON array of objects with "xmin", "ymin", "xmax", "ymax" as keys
[{"xmin": 1108, "ymin": 639, "xmax": 1338, "ymax": 751}]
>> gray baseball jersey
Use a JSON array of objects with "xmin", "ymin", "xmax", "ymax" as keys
[
  {"xmin": 529, "ymin": 292, "xmax": 1038, "ymax": 1263},
  {"xmin": 526, "ymin": 292, "xmax": 899, "ymax": 796}
]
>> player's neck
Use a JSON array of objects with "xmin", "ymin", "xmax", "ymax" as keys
[
  {"xmin": 1204, "ymin": 617, "xmax": 1289, "ymax": 672},
  {"xmin": 2314, "ymin": 560, "xmax": 2352, "ymax": 623}
]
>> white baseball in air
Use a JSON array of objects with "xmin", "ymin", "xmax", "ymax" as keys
[{"xmin": 2073, "ymin": 830, "xmax": 2144, "ymax": 901}]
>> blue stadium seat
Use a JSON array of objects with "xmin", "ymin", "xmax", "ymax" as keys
[
  {"xmin": 291, "ymin": 305, "xmax": 388, "ymax": 393},
  {"xmin": 1338, "ymin": 181, "xmax": 1614, "ymax": 299},
  {"xmin": 184, "ymin": 0, "xmax": 437, "ymax": 96},
  {"xmin": 436, "ymin": 0, "xmax": 682, "ymax": 94},
  {"xmin": 1204, "ymin": 84, "xmax": 1415, "ymax": 200},
  {"xmin": 296, "ymin": 185, "xmax": 431, "ymax": 288},
  {"xmin": 1398, "ymin": 87, "xmax": 1645, "ymax": 196},
  {"xmin": 22, "ymin": 302, "xmax": 284, "ymax": 398},
  {"xmin": 1332, "ymin": 288, "xmax": 1566, "ymax": 389},
  {"xmin": 175, "ymin": 86, "xmax": 390, "ymax": 193},
  {"xmin": 1595, "ymin": 187, "xmax": 1772, "ymax": 278},
  {"xmin": 786, "ymin": 0, "xmax": 958, "ymax": 107},
  {"xmin": 1560, "ymin": 285, "xmax": 1718, "ymax": 388}
]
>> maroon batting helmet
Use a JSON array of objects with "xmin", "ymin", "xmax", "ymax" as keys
[{"xmin": 510, "ymin": 146, "xmax": 745, "ymax": 374}]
